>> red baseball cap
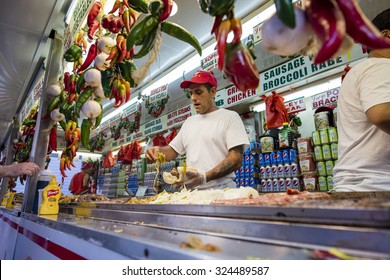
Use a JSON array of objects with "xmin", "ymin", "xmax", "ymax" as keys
[{"xmin": 180, "ymin": 70, "xmax": 218, "ymax": 89}]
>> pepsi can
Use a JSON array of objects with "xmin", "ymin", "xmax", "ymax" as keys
[
  {"xmin": 248, "ymin": 155, "xmax": 255, "ymax": 165},
  {"xmin": 259, "ymin": 154, "xmax": 265, "ymax": 166},
  {"xmin": 292, "ymin": 177, "xmax": 301, "ymax": 190},
  {"xmin": 290, "ymin": 162, "xmax": 299, "ymax": 177},
  {"xmin": 271, "ymin": 165, "xmax": 278, "ymax": 179},
  {"xmin": 278, "ymin": 178, "xmax": 286, "ymax": 192},
  {"xmin": 244, "ymin": 166, "xmax": 250, "ymax": 178},
  {"xmin": 282, "ymin": 149, "xmax": 291, "ymax": 164},
  {"xmin": 271, "ymin": 152, "xmax": 278, "ymax": 165},
  {"xmin": 264, "ymin": 153, "xmax": 271, "ymax": 165},
  {"xmin": 244, "ymin": 154, "xmax": 250, "ymax": 165},
  {"xmin": 239, "ymin": 166, "xmax": 245, "ymax": 178},
  {"xmin": 266, "ymin": 179, "xmax": 273, "ymax": 192},
  {"xmin": 276, "ymin": 151, "xmax": 284, "ymax": 164},
  {"xmin": 277, "ymin": 164, "xmax": 284, "ymax": 178},
  {"xmin": 259, "ymin": 166, "xmax": 266, "ymax": 179},
  {"xmin": 245, "ymin": 178, "xmax": 250, "ymax": 187},
  {"xmin": 239, "ymin": 179, "xmax": 245, "ymax": 187},
  {"xmin": 289, "ymin": 149, "xmax": 298, "ymax": 163},
  {"xmin": 265, "ymin": 165, "xmax": 272, "ymax": 179},
  {"xmin": 248, "ymin": 165, "xmax": 255, "ymax": 178},
  {"xmin": 249, "ymin": 178, "xmax": 255, "ymax": 188},
  {"xmin": 261, "ymin": 179, "xmax": 267, "ymax": 192},
  {"xmin": 283, "ymin": 163, "xmax": 291, "ymax": 178},
  {"xmin": 285, "ymin": 177, "xmax": 292, "ymax": 189},
  {"xmin": 235, "ymin": 180, "xmax": 240, "ymax": 187},
  {"xmin": 272, "ymin": 178, "xmax": 279, "ymax": 192}
]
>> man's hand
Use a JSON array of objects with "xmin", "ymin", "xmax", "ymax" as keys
[
  {"xmin": 1, "ymin": 162, "xmax": 40, "ymax": 178},
  {"xmin": 173, "ymin": 170, "xmax": 206, "ymax": 189},
  {"xmin": 145, "ymin": 147, "xmax": 160, "ymax": 163}
]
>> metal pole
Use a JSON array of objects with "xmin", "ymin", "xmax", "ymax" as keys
[{"xmin": 21, "ymin": 32, "xmax": 64, "ymax": 213}]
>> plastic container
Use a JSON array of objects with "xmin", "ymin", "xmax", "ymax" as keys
[
  {"xmin": 38, "ymin": 176, "xmax": 61, "ymax": 215},
  {"xmin": 278, "ymin": 122, "xmax": 295, "ymax": 149}
]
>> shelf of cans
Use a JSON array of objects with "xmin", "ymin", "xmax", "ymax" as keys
[
  {"xmin": 233, "ymin": 142, "xmax": 299, "ymax": 193},
  {"xmin": 298, "ymin": 127, "xmax": 338, "ymax": 192}
]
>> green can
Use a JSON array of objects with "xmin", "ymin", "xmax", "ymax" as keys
[
  {"xmin": 325, "ymin": 160, "xmax": 334, "ymax": 176},
  {"xmin": 317, "ymin": 161, "xmax": 327, "ymax": 176},
  {"xmin": 328, "ymin": 127, "xmax": 338, "ymax": 143},
  {"xmin": 314, "ymin": 145, "xmax": 323, "ymax": 161},
  {"xmin": 331, "ymin": 143, "xmax": 338, "ymax": 159},
  {"xmin": 322, "ymin": 144, "xmax": 332, "ymax": 161},
  {"xmin": 320, "ymin": 129, "xmax": 330, "ymax": 144},
  {"xmin": 318, "ymin": 176, "xmax": 328, "ymax": 191},
  {"xmin": 312, "ymin": 131, "xmax": 321, "ymax": 146},
  {"xmin": 327, "ymin": 176, "xmax": 334, "ymax": 190}
]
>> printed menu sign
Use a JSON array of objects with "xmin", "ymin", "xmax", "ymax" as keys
[
  {"xmin": 149, "ymin": 84, "xmax": 168, "ymax": 104},
  {"xmin": 285, "ymin": 97, "xmax": 306, "ymax": 114},
  {"xmin": 201, "ymin": 51, "xmax": 218, "ymax": 71},
  {"xmin": 312, "ymin": 87, "xmax": 339, "ymax": 109},
  {"xmin": 167, "ymin": 105, "xmax": 192, "ymax": 128}
]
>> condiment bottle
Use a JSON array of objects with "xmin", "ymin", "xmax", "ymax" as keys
[{"xmin": 38, "ymin": 176, "xmax": 61, "ymax": 215}]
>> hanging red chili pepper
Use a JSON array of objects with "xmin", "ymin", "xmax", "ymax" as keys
[
  {"xmin": 159, "ymin": 0, "xmax": 173, "ymax": 21},
  {"xmin": 77, "ymin": 43, "xmax": 98, "ymax": 73},
  {"xmin": 49, "ymin": 126, "xmax": 57, "ymax": 151},
  {"xmin": 87, "ymin": 1, "xmax": 102, "ymax": 27}
]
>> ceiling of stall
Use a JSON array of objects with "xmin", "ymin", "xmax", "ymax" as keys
[{"xmin": 0, "ymin": 0, "xmax": 268, "ymax": 147}]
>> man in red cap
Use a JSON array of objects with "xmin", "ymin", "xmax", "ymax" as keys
[
  {"xmin": 146, "ymin": 70, "xmax": 249, "ymax": 190},
  {"xmin": 69, "ymin": 162, "xmax": 94, "ymax": 195}
]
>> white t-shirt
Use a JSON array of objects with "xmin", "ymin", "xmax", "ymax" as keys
[
  {"xmin": 169, "ymin": 108, "xmax": 249, "ymax": 189},
  {"xmin": 333, "ymin": 58, "xmax": 390, "ymax": 192}
]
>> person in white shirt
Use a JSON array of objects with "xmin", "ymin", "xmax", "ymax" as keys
[
  {"xmin": 146, "ymin": 70, "xmax": 249, "ymax": 190},
  {"xmin": 333, "ymin": 8, "xmax": 390, "ymax": 192}
]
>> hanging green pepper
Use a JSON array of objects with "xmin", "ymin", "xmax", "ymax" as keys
[
  {"xmin": 75, "ymin": 87, "xmax": 93, "ymax": 117},
  {"xmin": 161, "ymin": 21, "xmax": 202, "ymax": 56},
  {"xmin": 128, "ymin": 0, "xmax": 149, "ymax": 13},
  {"xmin": 118, "ymin": 60, "xmax": 138, "ymax": 87},
  {"xmin": 100, "ymin": 68, "xmax": 116, "ymax": 98},
  {"xmin": 207, "ymin": 0, "xmax": 235, "ymax": 17},
  {"xmin": 63, "ymin": 44, "xmax": 83, "ymax": 62},
  {"xmin": 149, "ymin": 0, "xmax": 162, "ymax": 17},
  {"xmin": 126, "ymin": 15, "xmax": 159, "ymax": 51},
  {"xmin": 47, "ymin": 95, "xmax": 61, "ymax": 114},
  {"xmin": 132, "ymin": 26, "xmax": 158, "ymax": 59},
  {"xmin": 275, "ymin": 0, "xmax": 296, "ymax": 28},
  {"xmin": 59, "ymin": 119, "xmax": 67, "ymax": 131},
  {"xmin": 81, "ymin": 119, "xmax": 92, "ymax": 150},
  {"xmin": 76, "ymin": 72, "xmax": 85, "ymax": 93},
  {"xmin": 93, "ymin": 98, "xmax": 103, "ymax": 128}
]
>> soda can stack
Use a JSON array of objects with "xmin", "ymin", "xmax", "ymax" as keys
[
  {"xmin": 258, "ymin": 148, "xmax": 300, "ymax": 192},
  {"xmin": 235, "ymin": 142, "xmax": 261, "ymax": 190},
  {"xmin": 311, "ymin": 126, "xmax": 339, "ymax": 191}
]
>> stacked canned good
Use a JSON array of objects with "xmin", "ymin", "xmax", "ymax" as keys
[
  {"xmin": 297, "ymin": 137, "xmax": 318, "ymax": 191},
  {"xmin": 312, "ymin": 127, "xmax": 338, "ymax": 191},
  {"xmin": 234, "ymin": 142, "xmax": 261, "ymax": 189},
  {"xmin": 258, "ymin": 149, "xmax": 300, "ymax": 193}
]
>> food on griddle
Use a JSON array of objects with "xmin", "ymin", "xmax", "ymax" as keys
[{"xmin": 180, "ymin": 236, "xmax": 221, "ymax": 253}]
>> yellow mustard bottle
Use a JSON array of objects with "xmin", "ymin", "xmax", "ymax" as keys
[
  {"xmin": 1, "ymin": 190, "xmax": 11, "ymax": 207},
  {"xmin": 38, "ymin": 176, "xmax": 61, "ymax": 215},
  {"xmin": 6, "ymin": 191, "xmax": 15, "ymax": 209}
]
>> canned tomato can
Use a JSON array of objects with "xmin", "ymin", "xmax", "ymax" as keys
[
  {"xmin": 261, "ymin": 179, "xmax": 267, "ymax": 192},
  {"xmin": 331, "ymin": 143, "xmax": 338, "ymax": 159},
  {"xmin": 328, "ymin": 127, "xmax": 338, "ymax": 143},
  {"xmin": 303, "ymin": 173, "xmax": 318, "ymax": 191},
  {"xmin": 271, "ymin": 165, "xmax": 278, "ymax": 178},
  {"xmin": 314, "ymin": 111, "xmax": 331, "ymax": 130},
  {"xmin": 277, "ymin": 164, "xmax": 284, "ymax": 178},
  {"xmin": 312, "ymin": 131, "xmax": 321, "ymax": 146},
  {"xmin": 317, "ymin": 161, "xmax": 327, "ymax": 176},
  {"xmin": 290, "ymin": 162, "xmax": 299, "ymax": 177},
  {"xmin": 285, "ymin": 177, "xmax": 292, "ymax": 189},
  {"xmin": 320, "ymin": 129, "xmax": 330, "ymax": 144},
  {"xmin": 314, "ymin": 146, "xmax": 323, "ymax": 161},
  {"xmin": 292, "ymin": 177, "xmax": 301, "ymax": 190},
  {"xmin": 283, "ymin": 163, "xmax": 291, "ymax": 177},
  {"xmin": 278, "ymin": 178, "xmax": 286, "ymax": 192},
  {"xmin": 322, "ymin": 144, "xmax": 332, "ymax": 161},
  {"xmin": 325, "ymin": 160, "xmax": 335, "ymax": 176},
  {"xmin": 297, "ymin": 137, "xmax": 314, "ymax": 154},
  {"xmin": 266, "ymin": 179, "xmax": 273, "ymax": 192},
  {"xmin": 299, "ymin": 154, "xmax": 316, "ymax": 173},
  {"xmin": 318, "ymin": 176, "xmax": 328, "ymax": 191},
  {"xmin": 272, "ymin": 178, "xmax": 280, "ymax": 192},
  {"xmin": 327, "ymin": 176, "xmax": 334, "ymax": 190}
]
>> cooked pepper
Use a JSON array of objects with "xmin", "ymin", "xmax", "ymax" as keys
[
  {"xmin": 306, "ymin": 0, "xmax": 345, "ymax": 64},
  {"xmin": 87, "ymin": 1, "xmax": 102, "ymax": 27},
  {"xmin": 126, "ymin": 15, "xmax": 159, "ymax": 51},
  {"xmin": 159, "ymin": 0, "xmax": 173, "ymax": 21},
  {"xmin": 275, "ymin": 0, "xmax": 296, "ymax": 29},
  {"xmin": 132, "ymin": 26, "xmax": 158, "ymax": 58},
  {"xmin": 77, "ymin": 43, "xmax": 97, "ymax": 73},
  {"xmin": 81, "ymin": 119, "xmax": 92, "ymax": 150},
  {"xmin": 161, "ymin": 21, "xmax": 202, "ymax": 56},
  {"xmin": 334, "ymin": 0, "xmax": 390, "ymax": 49},
  {"xmin": 223, "ymin": 41, "xmax": 260, "ymax": 92},
  {"xmin": 75, "ymin": 87, "xmax": 93, "ymax": 117},
  {"xmin": 215, "ymin": 19, "xmax": 231, "ymax": 70},
  {"xmin": 63, "ymin": 44, "xmax": 82, "ymax": 62}
]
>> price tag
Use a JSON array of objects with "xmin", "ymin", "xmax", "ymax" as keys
[{"xmin": 135, "ymin": 186, "xmax": 148, "ymax": 198}]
